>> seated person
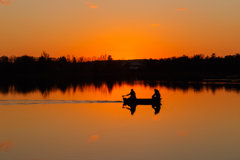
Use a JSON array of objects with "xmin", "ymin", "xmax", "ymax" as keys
[
  {"xmin": 152, "ymin": 89, "xmax": 161, "ymax": 101},
  {"xmin": 125, "ymin": 89, "xmax": 136, "ymax": 100}
]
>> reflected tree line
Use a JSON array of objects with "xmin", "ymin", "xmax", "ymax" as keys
[
  {"xmin": 0, "ymin": 53, "xmax": 240, "ymax": 81},
  {"xmin": 0, "ymin": 79, "xmax": 240, "ymax": 96}
]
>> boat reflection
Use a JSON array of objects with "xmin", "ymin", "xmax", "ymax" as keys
[
  {"xmin": 123, "ymin": 104, "xmax": 137, "ymax": 115},
  {"xmin": 152, "ymin": 103, "xmax": 161, "ymax": 115},
  {"xmin": 123, "ymin": 101, "xmax": 162, "ymax": 115}
]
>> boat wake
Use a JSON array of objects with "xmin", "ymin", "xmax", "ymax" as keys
[{"xmin": 0, "ymin": 100, "xmax": 123, "ymax": 106}]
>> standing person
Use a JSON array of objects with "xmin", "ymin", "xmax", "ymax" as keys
[
  {"xmin": 125, "ymin": 89, "xmax": 136, "ymax": 100},
  {"xmin": 152, "ymin": 89, "xmax": 161, "ymax": 101}
]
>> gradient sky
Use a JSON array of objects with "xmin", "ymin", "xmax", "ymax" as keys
[{"xmin": 1, "ymin": 0, "xmax": 240, "ymax": 59}]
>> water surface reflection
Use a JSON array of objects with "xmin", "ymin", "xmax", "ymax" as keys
[
  {"xmin": 123, "ymin": 103, "xmax": 162, "ymax": 115},
  {"xmin": 0, "ymin": 80, "xmax": 240, "ymax": 160},
  {"xmin": 1, "ymin": 80, "xmax": 240, "ymax": 97}
]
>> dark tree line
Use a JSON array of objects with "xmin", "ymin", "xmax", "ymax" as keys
[
  {"xmin": 0, "ymin": 53, "xmax": 114, "ymax": 75},
  {"xmin": 0, "ymin": 53, "xmax": 240, "ymax": 81},
  {"xmin": 141, "ymin": 53, "xmax": 240, "ymax": 80},
  {"xmin": 146, "ymin": 53, "xmax": 240, "ymax": 73}
]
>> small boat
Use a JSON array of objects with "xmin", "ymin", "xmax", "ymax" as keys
[{"xmin": 123, "ymin": 98, "xmax": 161, "ymax": 106}]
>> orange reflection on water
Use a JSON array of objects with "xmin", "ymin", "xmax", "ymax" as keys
[
  {"xmin": 176, "ymin": 130, "xmax": 189, "ymax": 137},
  {"xmin": 0, "ymin": 141, "xmax": 12, "ymax": 152},
  {"xmin": 88, "ymin": 135, "xmax": 99, "ymax": 143},
  {"xmin": 152, "ymin": 115, "xmax": 161, "ymax": 121},
  {"xmin": 0, "ymin": 83, "xmax": 240, "ymax": 160}
]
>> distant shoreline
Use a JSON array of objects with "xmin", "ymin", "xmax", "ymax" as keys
[{"xmin": 1, "ymin": 53, "xmax": 240, "ymax": 82}]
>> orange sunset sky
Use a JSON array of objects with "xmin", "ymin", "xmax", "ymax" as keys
[{"xmin": 0, "ymin": 0, "xmax": 240, "ymax": 59}]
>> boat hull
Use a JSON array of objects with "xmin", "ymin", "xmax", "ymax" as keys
[{"xmin": 123, "ymin": 98, "xmax": 161, "ymax": 105}]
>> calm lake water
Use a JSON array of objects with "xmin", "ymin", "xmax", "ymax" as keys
[{"xmin": 0, "ymin": 81, "xmax": 240, "ymax": 160}]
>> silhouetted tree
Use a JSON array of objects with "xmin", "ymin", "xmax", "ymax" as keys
[
  {"xmin": 78, "ymin": 56, "xmax": 84, "ymax": 63},
  {"xmin": 42, "ymin": 51, "xmax": 49, "ymax": 60},
  {"xmin": 59, "ymin": 56, "xmax": 67, "ymax": 63},
  {"xmin": 72, "ymin": 57, "xmax": 76, "ymax": 63},
  {"xmin": 0, "ymin": 56, "xmax": 8, "ymax": 63},
  {"xmin": 9, "ymin": 56, "xmax": 16, "ymax": 63},
  {"xmin": 211, "ymin": 53, "xmax": 216, "ymax": 59},
  {"xmin": 16, "ymin": 55, "xmax": 35, "ymax": 63},
  {"xmin": 108, "ymin": 55, "xmax": 113, "ymax": 61}
]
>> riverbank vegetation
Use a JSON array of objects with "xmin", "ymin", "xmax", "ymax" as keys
[{"xmin": 1, "ymin": 52, "xmax": 240, "ymax": 81}]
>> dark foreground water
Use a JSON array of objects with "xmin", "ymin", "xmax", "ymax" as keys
[{"xmin": 0, "ymin": 81, "xmax": 240, "ymax": 160}]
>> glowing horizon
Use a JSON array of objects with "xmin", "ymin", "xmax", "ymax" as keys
[{"xmin": 1, "ymin": 0, "xmax": 240, "ymax": 60}]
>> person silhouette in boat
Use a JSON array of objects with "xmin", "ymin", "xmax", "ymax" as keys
[
  {"xmin": 122, "ymin": 89, "xmax": 137, "ymax": 115},
  {"xmin": 125, "ymin": 89, "xmax": 136, "ymax": 100},
  {"xmin": 152, "ymin": 89, "xmax": 161, "ymax": 101}
]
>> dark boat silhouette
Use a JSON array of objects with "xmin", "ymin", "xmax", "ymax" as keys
[{"xmin": 123, "ymin": 98, "xmax": 161, "ymax": 105}]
